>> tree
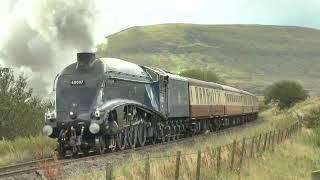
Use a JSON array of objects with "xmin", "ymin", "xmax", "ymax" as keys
[
  {"xmin": 264, "ymin": 80, "xmax": 308, "ymax": 110},
  {"xmin": 179, "ymin": 69, "xmax": 226, "ymax": 84},
  {"xmin": 0, "ymin": 68, "xmax": 50, "ymax": 139}
]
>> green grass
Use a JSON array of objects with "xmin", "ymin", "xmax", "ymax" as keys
[
  {"xmin": 96, "ymin": 24, "xmax": 320, "ymax": 95},
  {"xmin": 0, "ymin": 135, "xmax": 55, "ymax": 166},
  {"xmin": 67, "ymin": 97, "xmax": 320, "ymax": 179}
]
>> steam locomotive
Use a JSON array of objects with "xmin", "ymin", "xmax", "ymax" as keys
[{"xmin": 43, "ymin": 52, "xmax": 258, "ymax": 157}]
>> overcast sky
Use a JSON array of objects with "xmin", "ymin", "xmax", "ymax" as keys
[
  {"xmin": 0, "ymin": 0, "xmax": 319, "ymax": 95},
  {"xmin": 99, "ymin": 0, "xmax": 320, "ymax": 39},
  {"xmin": 0, "ymin": 0, "xmax": 319, "ymax": 49},
  {"xmin": 2, "ymin": 0, "xmax": 320, "ymax": 43}
]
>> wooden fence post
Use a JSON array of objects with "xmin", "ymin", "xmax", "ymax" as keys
[
  {"xmin": 230, "ymin": 140, "xmax": 237, "ymax": 171},
  {"xmin": 257, "ymin": 134, "xmax": 262, "ymax": 153},
  {"xmin": 277, "ymin": 129, "xmax": 281, "ymax": 144},
  {"xmin": 217, "ymin": 146, "xmax": 221, "ymax": 175},
  {"xmin": 238, "ymin": 138, "xmax": 246, "ymax": 171},
  {"xmin": 250, "ymin": 136, "xmax": 255, "ymax": 158},
  {"xmin": 196, "ymin": 150, "xmax": 201, "ymax": 180},
  {"xmin": 263, "ymin": 133, "xmax": 268, "ymax": 152},
  {"xmin": 106, "ymin": 162, "xmax": 113, "ymax": 180},
  {"xmin": 272, "ymin": 130, "xmax": 276, "ymax": 151},
  {"xmin": 268, "ymin": 131, "xmax": 272, "ymax": 150},
  {"xmin": 175, "ymin": 151, "xmax": 181, "ymax": 180},
  {"xmin": 145, "ymin": 154, "xmax": 150, "ymax": 180}
]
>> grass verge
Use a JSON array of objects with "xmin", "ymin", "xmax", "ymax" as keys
[{"xmin": 0, "ymin": 135, "xmax": 55, "ymax": 166}]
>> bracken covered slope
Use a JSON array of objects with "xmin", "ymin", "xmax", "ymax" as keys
[{"xmin": 96, "ymin": 24, "xmax": 320, "ymax": 95}]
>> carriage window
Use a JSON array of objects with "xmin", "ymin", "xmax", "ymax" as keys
[
  {"xmin": 200, "ymin": 88, "xmax": 203, "ymax": 104},
  {"xmin": 189, "ymin": 87, "xmax": 193, "ymax": 104},
  {"xmin": 203, "ymin": 89, "xmax": 206, "ymax": 104},
  {"xmin": 195, "ymin": 87, "xmax": 199, "ymax": 104},
  {"xmin": 204, "ymin": 89, "xmax": 209, "ymax": 104},
  {"xmin": 202, "ymin": 88, "xmax": 205, "ymax": 104}
]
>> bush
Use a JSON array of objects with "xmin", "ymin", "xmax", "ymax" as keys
[
  {"xmin": 258, "ymin": 101, "xmax": 271, "ymax": 112},
  {"xmin": 0, "ymin": 68, "xmax": 51, "ymax": 139},
  {"xmin": 264, "ymin": 80, "xmax": 308, "ymax": 110},
  {"xmin": 179, "ymin": 69, "xmax": 225, "ymax": 84},
  {"xmin": 303, "ymin": 107, "xmax": 320, "ymax": 129}
]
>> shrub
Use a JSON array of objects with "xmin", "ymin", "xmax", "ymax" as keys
[
  {"xmin": 0, "ymin": 68, "xmax": 51, "ymax": 139},
  {"xmin": 179, "ymin": 69, "xmax": 225, "ymax": 84},
  {"xmin": 264, "ymin": 80, "xmax": 308, "ymax": 110},
  {"xmin": 258, "ymin": 101, "xmax": 271, "ymax": 112},
  {"xmin": 303, "ymin": 107, "xmax": 320, "ymax": 129}
]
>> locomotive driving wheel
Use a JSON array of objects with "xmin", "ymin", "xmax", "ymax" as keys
[
  {"xmin": 116, "ymin": 130, "xmax": 126, "ymax": 150},
  {"xmin": 126, "ymin": 125, "xmax": 137, "ymax": 149},
  {"xmin": 108, "ymin": 136, "xmax": 116, "ymax": 152},
  {"xmin": 137, "ymin": 123, "xmax": 147, "ymax": 147}
]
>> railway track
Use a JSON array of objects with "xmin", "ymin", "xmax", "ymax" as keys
[{"xmin": 0, "ymin": 120, "xmax": 259, "ymax": 179}]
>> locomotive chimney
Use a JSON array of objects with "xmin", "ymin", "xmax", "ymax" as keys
[{"xmin": 77, "ymin": 52, "xmax": 96, "ymax": 70}]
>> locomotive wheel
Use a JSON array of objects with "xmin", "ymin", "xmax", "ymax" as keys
[
  {"xmin": 138, "ymin": 123, "xmax": 147, "ymax": 147},
  {"xmin": 176, "ymin": 125, "xmax": 181, "ymax": 139},
  {"xmin": 151, "ymin": 127, "xmax": 157, "ymax": 145},
  {"xmin": 171, "ymin": 125, "xmax": 177, "ymax": 141},
  {"xmin": 127, "ymin": 126, "xmax": 137, "ymax": 149},
  {"xmin": 157, "ymin": 125, "xmax": 166, "ymax": 143},
  {"xmin": 109, "ymin": 136, "xmax": 116, "ymax": 152},
  {"xmin": 116, "ymin": 130, "xmax": 126, "ymax": 150},
  {"xmin": 95, "ymin": 136, "xmax": 106, "ymax": 154},
  {"xmin": 165, "ymin": 125, "xmax": 171, "ymax": 142}
]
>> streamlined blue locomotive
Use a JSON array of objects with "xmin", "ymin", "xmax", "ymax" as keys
[{"xmin": 43, "ymin": 52, "xmax": 258, "ymax": 157}]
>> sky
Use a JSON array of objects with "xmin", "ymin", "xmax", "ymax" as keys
[{"xmin": 0, "ymin": 0, "xmax": 319, "ymax": 96}]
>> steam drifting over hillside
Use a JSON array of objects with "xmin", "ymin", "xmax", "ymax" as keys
[{"xmin": 0, "ymin": 0, "xmax": 98, "ymax": 95}]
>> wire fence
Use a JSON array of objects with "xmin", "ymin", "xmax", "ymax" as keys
[{"xmin": 102, "ymin": 121, "xmax": 301, "ymax": 180}]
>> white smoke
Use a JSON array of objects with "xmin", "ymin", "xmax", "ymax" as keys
[{"xmin": 0, "ymin": 0, "xmax": 101, "ymax": 96}]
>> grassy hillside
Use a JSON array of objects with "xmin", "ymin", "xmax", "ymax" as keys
[{"xmin": 96, "ymin": 24, "xmax": 320, "ymax": 95}]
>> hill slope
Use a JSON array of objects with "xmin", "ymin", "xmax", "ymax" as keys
[{"xmin": 96, "ymin": 24, "xmax": 320, "ymax": 95}]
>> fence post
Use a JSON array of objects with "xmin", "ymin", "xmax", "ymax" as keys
[
  {"xmin": 238, "ymin": 138, "xmax": 246, "ymax": 171},
  {"xmin": 268, "ymin": 131, "xmax": 272, "ymax": 150},
  {"xmin": 257, "ymin": 134, "xmax": 262, "ymax": 154},
  {"xmin": 272, "ymin": 130, "xmax": 276, "ymax": 151},
  {"xmin": 175, "ymin": 151, "xmax": 181, "ymax": 180},
  {"xmin": 263, "ymin": 133, "xmax": 268, "ymax": 152},
  {"xmin": 217, "ymin": 146, "xmax": 221, "ymax": 175},
  {"xmin": 196, "ymin": 150, "xmax": 201, "ymax": 180},
  {"xmin": 250, "ymin": 136, "xmax": 255, "ymax": 158},
  {"xmin": 145, "ymin": 154, "xmax": 150, "ymax": 180},
  {"xmin": 106, "ymin": 162, "xmax": 113, "ymax": 180},
  {"xmin": 230, "ymin": 140, "xmax": 237, "ymax": 171}
]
